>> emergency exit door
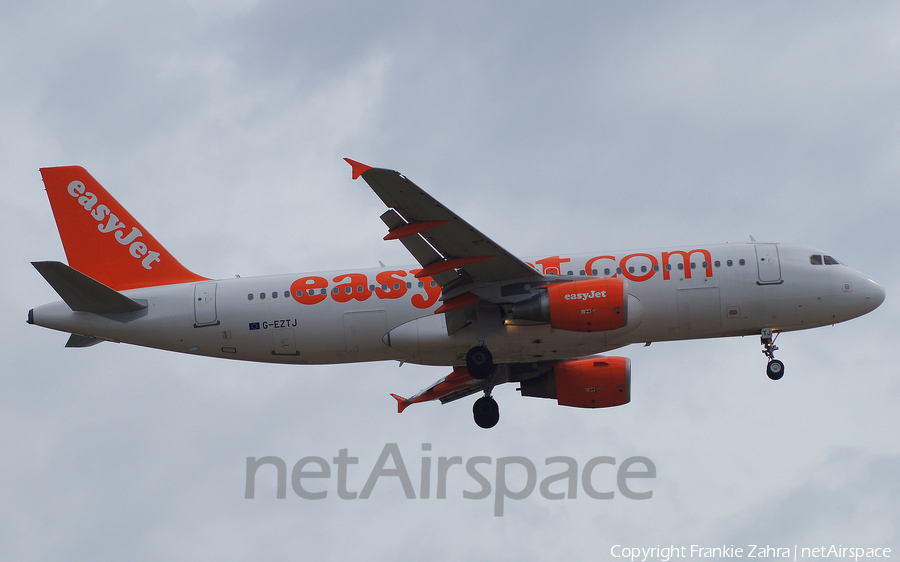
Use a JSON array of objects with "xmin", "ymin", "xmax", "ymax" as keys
[
  {"xmin": 755, "ymin": 244, "xmax": 782, "ymax": 285},
  {"xmin": 193, "ymin": 283, "xmax": 219, "ymax": 327}
]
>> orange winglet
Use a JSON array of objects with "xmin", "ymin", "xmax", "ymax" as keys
[
  {"xmin": 434, "ymin": 292, "xmax": 482, "ymax": 314},
  {"xmin": 344, "ymin": 158, "xmax": 373, "ymax": 180},
  {"xmin": 414, "ymin": 256, "xmax": 493, "ymax": 278},
  {"xmin": 391, "ymin": 393, "xmax": 412, "ymax": 413},
  {"xmin": 384, "ymin": 220, "xmax": 450, "ymax": 241}
]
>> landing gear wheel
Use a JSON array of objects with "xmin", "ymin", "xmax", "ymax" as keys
[
  {"xmin": 766, "ymin": 359, "xmax": 785, "ymax": 381},
  {"xmin": 466, "ymin": 345, "xmax": 493, "ymax": 380},
  {"xmin": 760, "ymin": 328, "xmax": 784, "ymax": 380},
  {"xmin": 473, "ymin": 396, "xmax": 500, "ymax": 429}
]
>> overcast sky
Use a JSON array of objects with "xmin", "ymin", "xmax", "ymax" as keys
[{"xmin": 2, "ymin": 1, "xmax": 898, "ymax": 560}]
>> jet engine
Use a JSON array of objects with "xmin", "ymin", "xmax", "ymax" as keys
[
  {"xmin": 518, "ymin": 356, "xmax": 631, "ymax": 408},
  {"xmin": 510, "ymin": 277, "xmax": 627, "ymax": 332}
]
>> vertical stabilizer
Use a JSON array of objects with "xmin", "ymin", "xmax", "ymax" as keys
[{"xmin": 40, "ymin": 166, "xmax": 207, "ymax": 290}]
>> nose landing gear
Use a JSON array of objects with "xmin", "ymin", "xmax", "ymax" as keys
[
  {"xmin": 761, "ymin": 328, "xmax": 784, "ymax": 380},
  {"xmin": 766, "ymin": 359, "xmax": 785, "ymax": 380}
]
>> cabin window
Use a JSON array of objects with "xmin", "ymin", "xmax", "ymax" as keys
[
  {"xmin": 272, "ymin": 292, "xmax": 278, "ymax": 299},
  {"xmin": 702, "ymin": 262, "xmax": 709, "ymax": 269},
  {"xmin": 418, "ymin": 281, "xmax": 425, "ymax": 288},
  {"xmin": 739, "ymin": 259, "xmax": 746, "ymax": 266},
  {"xmin": 259, "ymin": 292, "xmax": 266, "ymax": 300},
  {"xmin": 604, "ymin": 268, "xmax": 611, "ymax": 275},
  {"xmin": 653, "ymin": 265, "xmax": 660, "ymax": 272},
  {"xmin": 727, "ymin": 260, "xmax": 733, "ymax": 267},
  {"xmin": 284, "ymin": 291, "xmax": 289, "ymax": 298},
  {"xmin": 690, "ymin": 262, "xmax": 696, "ymax": 269},
  {"xmin": 592, "ymin": 269, "xmax": 599, "ymax": 275},
  {"xmin": 714, "ymin": 261, "xmax": 721, "ymax": 267},
  {"xmin": 247, "ymin": 293, "xmax": 253, "ymax": 301},
  {"xmin": 677, "ymin": 263, "xmax": 684, "ymax": 271},
  {"xmin": 628, "ymin": 267, "xmax": 635, "ymax": 274},
  {"xmin": 393, "ymin": 283, "xmax": 400, "ymax": 290}
]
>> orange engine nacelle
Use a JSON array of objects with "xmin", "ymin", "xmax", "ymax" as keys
[
  {"xmin": 518, "ymin": 356, "xmax": 631, "ymax": 408},
  {"xmin": 511, "ymin": 277, "xmax": 627, "ymax": 332}
]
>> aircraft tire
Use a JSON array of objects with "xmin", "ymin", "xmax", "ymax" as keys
[
  {"xmin": 766, "ymin": 359, "xmax": 785, "ymax": 380},
  {"xmin": 473, "ymin": 396, "xmax": 500, "ymax": 429},
  {"xmin": 466, "ymin": 345, "xmax": 493, "ymax": 379}
]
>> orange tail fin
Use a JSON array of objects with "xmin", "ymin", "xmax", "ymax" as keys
[{"xmin": 40, "ymin": 166, "xmax": 208, "ymax": 290}]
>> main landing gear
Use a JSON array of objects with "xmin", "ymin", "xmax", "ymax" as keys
[
  {"xmin": 473, "ymin": 395, "xmax": 500, "ymax": 429},
  {"xmin": 466, "ymin": 344, "xmax": 493, "ymax": 379},
  {"xmin": 467, "ymin": 342, "xmax": 499, "ymax": 428},
  {"xmin": 761, "ymin": 327, "xmax": 785, "ymax": 380},
  {"xmin": 468, "ymin": 303, "xmax": 501, "ymax": 380}
]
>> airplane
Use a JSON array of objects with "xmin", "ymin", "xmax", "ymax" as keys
[{"xmin": 28, "ymin": 160, "xmax": 886, "ymax": 428}]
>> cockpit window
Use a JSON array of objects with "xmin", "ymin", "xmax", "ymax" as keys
[
  {"xmin": 823, "ymin": 255, "xmax": 840, "ymax": 265},
  {"xmin": 810, "ymin": 255, "xmax": 823, "ymax": 265}
]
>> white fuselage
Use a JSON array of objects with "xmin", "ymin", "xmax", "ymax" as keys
[{"xmin": 30, "ymin": 242, "xmax": 885, "ymax": 367}]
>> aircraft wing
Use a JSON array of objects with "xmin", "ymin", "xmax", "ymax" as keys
[
  {"xmin": 345, "ymin": 159, "xmax": 543, "ymax": 287},
  {"xmin": 391, "ymin": 367, "xmax": 484, "ymax": 413}
]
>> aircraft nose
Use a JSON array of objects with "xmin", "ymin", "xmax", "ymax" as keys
[{"xmin": 863, "ymin": 278, "xmax": 886, "ymax": 313}]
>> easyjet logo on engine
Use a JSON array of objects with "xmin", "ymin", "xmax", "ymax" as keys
[
  {"xmin": 67, "ymin": 180, "xmax": 161, "ymax": 270},
  {"xmin": 564, "ymin": 290, "xmax": 607, "ymax": 301}
]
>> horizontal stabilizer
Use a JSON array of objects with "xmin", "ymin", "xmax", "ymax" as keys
[{"xmin": 32, "ymin": 261, "xmax": 148, "ymax": 314}]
